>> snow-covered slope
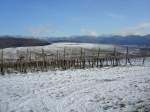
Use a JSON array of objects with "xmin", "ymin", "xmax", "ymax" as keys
[
  {"xmin": 4, "ymin": 42, "xmax": 116, "ymax": 51},
  {"xmin": 0, "ymin": 62, "xmax": 150, "ymax": 112},
  {"xmin": 2, "ymin": 43, "xmax": 125, "ymax": 59}
]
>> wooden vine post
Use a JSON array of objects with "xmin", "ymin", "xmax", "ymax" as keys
[
  {"xmin": 125, "ymin": 46, "xmax": 132, "ymax": 65},
  {"xmin": 97, "ymin": 48, "xmax": 100, "ymax": 67},
  {"xmin": 63, "ymin": 47, "xmax": 66, "ymax": 69},
  {"xmin": 80, "ymin": 48, "xmax": 83, "ymax": 68},
  {"xmin": 125, "ymin": 47, "xmax": 128, "ymax": 65},
  {"xmin": 1, "ymin": 49, "xmax": 4, "ymax": 75},
  {"xmin": 42, "ymin": 49, "xmax": 46, "ymax": 71}
]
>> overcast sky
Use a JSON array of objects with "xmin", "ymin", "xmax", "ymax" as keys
[{"xmin": 0, "ymin": 0, "xmax": 150, "ymax": 37}]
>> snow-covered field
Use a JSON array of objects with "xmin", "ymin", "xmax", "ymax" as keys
[
  {"xmin": 2, "ymin": 43, "xmax": 125, "ymax": 59},
  {"xmin": 0, "ymin": 60, "xmax": 150, "ymax": 112}
]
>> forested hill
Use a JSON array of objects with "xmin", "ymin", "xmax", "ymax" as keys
[{"xmin": 0, "ymin": 36, "xmax": 50, "ymax": 48}]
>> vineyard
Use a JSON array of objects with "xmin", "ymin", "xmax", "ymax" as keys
[{"xmin": 0, "ymin": 44, "xmax": 150, "ymax": 75}]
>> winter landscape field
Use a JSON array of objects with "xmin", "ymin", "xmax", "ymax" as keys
[
  {"xmin": 1, "ymin": 0, "xmax": 150, "ymax": 112},
  {"xmin": 0, "ymin": 42, "xmax": 150, "ymax": 112}
]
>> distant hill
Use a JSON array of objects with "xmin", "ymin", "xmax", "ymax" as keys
[
  {"xmin": 47, "ymin": 34, "xmax": 150, "ymax": 46},
  {"xmin": 0, "ymin": 36, "xmax": 50, "ymax": 48}
]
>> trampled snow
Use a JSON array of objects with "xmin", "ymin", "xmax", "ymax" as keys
[{"xmin": 0, "ymin": 63, "xmax": 150, "ymax": 112}]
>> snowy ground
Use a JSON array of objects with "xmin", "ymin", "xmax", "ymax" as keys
[{"xmin": 0, "ymin": 63, "xmax": 150, "ymax": 112}]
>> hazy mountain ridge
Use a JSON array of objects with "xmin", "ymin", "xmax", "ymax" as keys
[{"xmin": 47, "ymin": 34, "xmax": 150, "ymax": 46}]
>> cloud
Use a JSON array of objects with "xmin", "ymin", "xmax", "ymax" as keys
[
  {"xmin": 28, "ymin": 25, "xmax": 51, "ymax": 36},
  {"xmin": 80, "ymin": 28, "xmax": 98, "ymax": 36},
  {"xmin": 70, "ymin": 17, "xmax": 84, "ymax": 21},
  {"xmin": 117, "ymin": 22, "xmax": 150, "ymax": 36},
  {"xmin": 27, "ymin": 25, "xmax": 62, "ymax": 36},
  {"xmin": 105, "ymin": 12, "xmax": 124, "ymax": 19}
]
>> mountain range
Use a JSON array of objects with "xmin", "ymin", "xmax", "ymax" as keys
[
  {"xmin": 0, "ymin": 34, "xmax": 150, "ymax": 48},
  {"xmin": 47, "ymin": 34, "xmax": 150, "ymax": 46}
]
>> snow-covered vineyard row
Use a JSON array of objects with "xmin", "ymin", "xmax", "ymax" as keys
[
  {"xmin": 0, "ymin": 60, "xmax": 150, "ymax": 112},
  {"xmin": 1, "ymin": 43, "xmax": 149, "ymax": 75}
]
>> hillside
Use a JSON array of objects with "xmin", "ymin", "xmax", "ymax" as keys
[{"xmin": 1, "ymin": 34, "xmax": 150, "ymax": 48}]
